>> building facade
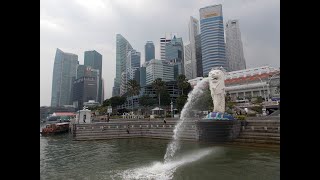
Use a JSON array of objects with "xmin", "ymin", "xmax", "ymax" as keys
[
  {"xmin": 139, "ymin": 65, "xmax": 147, "ymax": 87},
  {"xmin": 84, "ymin": 50, "xmax": 103, "ymax": 103},
  {"xmin": 72, "ymin": 76, "xmax": 98, "ymax": 110},
  {"xmin": 145, "ymin": 41, "xmax": 155, "ymax": 62},
  {"xmin": 195, "ymin": 34, "xmax": 203, "ymax": 77},
  {"xmin": 188, "ymin": 16, "xmax": 200, "ymax": 79},
  {"xmin": 51, "ymin": 48, "xmax": 79, "ymax": 107},
  {"xmin": 225, "ymin": 20, "xmax": 246, "ymax": 71},
  {"xmin": 184, "ymin": 43, "xmax": 193, "ymax": 79},
  {"xmin": 199, "ymin": 4, "xmax": 227, "ymax": 75},
  {"xmin": 146, "ymin": 59, "xmax": 174, "ymax": 85},
  {"xmin": 120, "ymin": 49, "xmax": 141, "ymax": 96},
  {"xmin": 224, "ymin": 66, "xmax": 280, "ymax": 101},
  {"xmin": 165, "ymin": 36, "xmax": 184, "ymax": 79},
  {"xmin": 113, "ymin": 34, "xmax": 133, "ymax": 96}
]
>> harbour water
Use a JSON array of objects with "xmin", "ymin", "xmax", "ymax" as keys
[{"xmin": 40, "ymin": 133, "xmax": 279, "ymax": 180}]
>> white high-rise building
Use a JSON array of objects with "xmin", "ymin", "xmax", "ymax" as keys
[
  {"xmin": 160, "ymin": 33, "xmax": 178, "ymax": 60},
  {"xmin": 225, "ymin": 20, "xmax": 246, "ymax": 71},
  {"xmin": 184, "ymin": 17, "xmax": 199, "ymax": 79},
  {"xmin": 120, "ymin": 49, "xmax": 141, "ymax": 96},
  {"xmin": 146, "ymin": 59, "xmax": 174, "ymax": 85},
  {"xmin": 184, "ymin": 43, "xmax": 193, "ymax": 79}
]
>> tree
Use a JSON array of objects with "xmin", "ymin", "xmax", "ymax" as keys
[
  {"xmin": 177, "ymin": 74, "xmax": 191, "ymax": 95},
  {"xmin": 152, "ymin": 78, "xmax": 166, "ymax": 115},
  {"xmin": 176, "ymin": 94, "xmax": 188, "ymax": 112},
  {"xmin": 139, "ymin": 95, "xmax": 157, "ymax": 115},
  {"xmin": 127, "ymin": 79, "xmax": 141, "ymax": 112},
  {"xmin": 103, "ymin": 96, "xmax": 127, "ymax": 109}
]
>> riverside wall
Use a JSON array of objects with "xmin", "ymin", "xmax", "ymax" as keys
[{"xmin": 71, "ymin": 117, "xmax": 280, "ymax": 145}]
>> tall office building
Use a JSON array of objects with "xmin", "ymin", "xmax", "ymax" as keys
[
  {"xmin": 145, "ymin": 41, "xmax": 155, "ymax": 62},
  {"xmin": 113, "ymin": 34, "xmax": 133, "ymax": 96},
  {"xmin": 165, "ymin": 36, "xmax": 184, "ymax": 79},
  {"xmin": 51, "ymin": 48, "xmax": 79, "ymax": 107},
  {"xmin": 84, "ymin": 50, "xmax": 103, "ymax": 103},
  {"xmin": 225, "ymin": 20, "xmax": 246, "ymax": 71},
  {"xmin": 188, "ymin": 16, "xmax": 199, "ymax": 79},
  {"xmin": 146, "ymin": 59, "xmax": 174, "ymax": 85},
  {"xmin": 139, "ymin": 63, "xmax": 147, "ymax": 87},
  {"xmin": 160, "ymin": 33, "xmax": 178, "ymax": 60},
  {"xmin": 195, "ymin": 34, "xmax": 203, "ymax": 77},
  {"xmin": 184, "ymin": 43, "xmax": 192, "ymax": 79},
  {"xmin": 72, "ymin": 76, "xmax": 97, "ymax": 110},
  {"xmin": 120, "ymin": 49, "xmax": 141, "ymax": 96},
  {"xmin": 199, "ymin": 4, "xmax": 227, "ymax": 76}
]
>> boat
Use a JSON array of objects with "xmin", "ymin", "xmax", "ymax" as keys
[{"xmin": 40, "ymin": 122, "xmax": 69, "ymax": 135}]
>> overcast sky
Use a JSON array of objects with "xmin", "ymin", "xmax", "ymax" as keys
[{"xmin": 40, "ymin": 0, "xmax": 280, "ymax": 106}]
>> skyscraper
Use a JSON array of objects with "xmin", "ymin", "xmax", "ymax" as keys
[
  {"xmin": 195, "ymin": 34, "xmax": 203, "ymax": 77},
  {"xmin": 139, "ymin": 64, "xmax": 147, "ymax": 87},
  {"xmin": 145, "ymin": 41, "xmax": 155, "ymax": 62},
  {"xmin": 51, "ymin": 48, "xmax": 79, "ymax": 107},
  {"xmin": 165, "ymin": 36, "xmax": 184, "ymax": 79},
  {"xmin": 72, "ymin": 76, "xmax": 97, "ymax": 110},
  {"xmin": 199, "ymin": 4, "xmax": 227, "ymax": 75},
  {"xmin": 113, "ymin": 34, "xmax": 133, "ymax": 96},
  {"xmin": 84, "ymin": 50, "xmax": 103, "ymax": 103},
  {"xmin": 120, "ymin": 49, "xmax": 141, "ymax": 96},
  {"xmin": 160, "ymin": 33, "xmax": 179, "ymax": 60},
  {"xmin": 225, "ymin": 20, "xmax": 246, "ymax": 71},
  {"xmin": 184, "ymin": 43, "xmax": 193, "ymax": 79},
  {"xmin": 188, "ymin": 16, "xmax": 199, "ymax": 78},
  {"xmin": 146, "ymin": 59, "xmax": 174, "ymax": 85}
]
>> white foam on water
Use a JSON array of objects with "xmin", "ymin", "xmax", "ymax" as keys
[
  {"xmin": 113, "ymin": 147, "xmax": 216, "ymax": 180},
  {"xmin": 164, "ymin": 77, "xmax": 209, "ymax": 162}
]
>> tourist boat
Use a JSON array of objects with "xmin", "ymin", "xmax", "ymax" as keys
[{"xmin": 40, "ymin": 122, "xmax": 69, "ymax": 135}]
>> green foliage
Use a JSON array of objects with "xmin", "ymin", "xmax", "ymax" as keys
[
  {"xmin": 103, "ymin": 96, "xmax": 126, "ymax": 108},
  {"xmin": 176, "ymin": 94, "xmax": 188, "ymax": 112},
  {"xmin": 177, "ymin": 74, "xmax": 191, "ymax": 95},
  {"xmin": 235, "ymin": 115, "xmax": 246, "ymax": 120},
  {"xmin": 152, "ymin": 78, "xmax": 166, "ymax": 95},
  {"xmin": 152, "ymin": 78, "xmax": 169, "ymax": 107},
  {"xmin": 251, "ymin": 106, "xmax": 262, "ymax": 114},
  {"xmin": 127, "ymin": 79, "xmax": 140, "ymax": 97},
  {"xmin": 253, "ymin": 96, "xmax": 263, "ymax": 104},
  {"xmin": 159, "ymin": 90, "xmax": 171, "ymax": 106},
  {"xmin": 139, "ymin": 95, "xmax": 157, "ymax": 107}
]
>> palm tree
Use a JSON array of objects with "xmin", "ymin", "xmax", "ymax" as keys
[
  {"xmin": 127, "ymin": 79, "xmax": 140, "ymax": 113},
  {"xmin": 177, "ymin": 74, "xmax": 189, "ymax": 95},
  {"xmin": 152, "ymin": 78, "xmax": 166, "ymax": 116}
]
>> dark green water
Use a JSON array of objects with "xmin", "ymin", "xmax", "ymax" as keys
[{"xmin": 40, "ymin": 134, "xmax": 279, "ymax": 180}]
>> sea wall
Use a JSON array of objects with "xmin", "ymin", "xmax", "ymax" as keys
[
  {"xmin": 72, "ymin": 119, "xmax": 197, "ymax": 141},
  {"xmin": 72, "ymin": 118, "xmax": 241, "ymax": 142}
]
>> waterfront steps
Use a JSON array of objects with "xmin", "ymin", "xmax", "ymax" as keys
[
  {"xmin": 73, "ymin": 119, "xmax": 197, "ymax": 141},
  {"xmin": 233, "ymin": 119, "xmax": 280, "ymax": 145}
]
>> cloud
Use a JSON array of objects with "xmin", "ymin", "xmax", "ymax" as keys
[{"xmin": 40, "ymin": 0, "xmax": 279, "ymax": 106}]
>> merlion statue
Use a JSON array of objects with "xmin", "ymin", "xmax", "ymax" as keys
[{"xmin": 208, "ymin": 68, "xmax": 226, "ymax": 113}]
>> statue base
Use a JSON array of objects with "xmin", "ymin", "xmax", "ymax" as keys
[{"xmin": 204, "ymin": 112, "xmax": 235, "ymax": 120}]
